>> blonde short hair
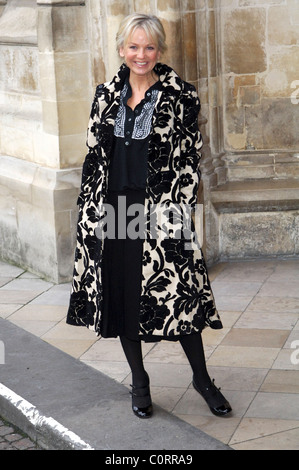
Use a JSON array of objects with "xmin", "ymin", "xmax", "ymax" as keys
[{"xmin": 116, "ymin": 13, "xmax": 167, "ymax": 54}]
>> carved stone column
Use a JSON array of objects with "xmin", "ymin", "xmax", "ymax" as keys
[
  {"xmin": 0, "ymin": 1, "xmax": 91, "ymax": 282},
  {"xmin": 37, "ymin": 0, "xmax": 91, "ymax": 169}
]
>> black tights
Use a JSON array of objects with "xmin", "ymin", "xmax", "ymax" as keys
[
  {"xmin": 120, "ymin": 333, "xmax": 211, "ymax": 389},
  {"xmin": 120, "ymin": 336, "xmax": 149, "ymax": 388}
]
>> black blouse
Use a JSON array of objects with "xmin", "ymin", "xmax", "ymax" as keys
[{"xmin": 108, "ymin": 77, "xmax": 161, "ymax": 191}]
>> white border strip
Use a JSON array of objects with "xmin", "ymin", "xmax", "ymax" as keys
[{"xmin": 0, "ymin": 383, "xmax": 94, "ymax": 450}]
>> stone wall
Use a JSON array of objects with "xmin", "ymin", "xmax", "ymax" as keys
[
  {"xmin": 0, "ymin": 0, "xmax": 298, "ymax": 282},
  {"xmin": 208, "ymin": 0, "xmax": 299, "ymax": 262},
  {"xmin": 221, "ymin": 0, "xmax": 299, "ymax": 176}
]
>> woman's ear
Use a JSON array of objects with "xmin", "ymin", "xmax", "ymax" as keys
[{"xmin": 119, "ymin": 46, "xmax": 125, "ymax": 58}]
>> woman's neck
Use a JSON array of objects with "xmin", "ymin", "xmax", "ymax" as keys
[{"xmin": 128, "ymin": 71, "xmax": 159, "ymax": 93}]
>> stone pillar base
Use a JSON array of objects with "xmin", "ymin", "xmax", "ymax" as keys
[{"xmin": 0, "ymin": 155, "xmax": 81, "ymax": 283}]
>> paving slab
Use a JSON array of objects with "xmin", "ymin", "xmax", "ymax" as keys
[{"xmin": 0, "ymin": 318, "xmax": 231, "ymax": 451}]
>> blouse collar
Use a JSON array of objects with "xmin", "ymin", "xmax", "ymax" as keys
[{"xmin": 109, "ymin": 62, "xmax": 183, "ymax": 97}]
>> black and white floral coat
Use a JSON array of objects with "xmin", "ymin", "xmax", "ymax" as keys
[{"xmin": 66, "ymin": 63, "xmax": 222, "ymax": 338}]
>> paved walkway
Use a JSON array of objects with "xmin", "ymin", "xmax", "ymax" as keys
[{"xmin": 0, "ymin": 258, "xmax": 299, "ymax": 450}]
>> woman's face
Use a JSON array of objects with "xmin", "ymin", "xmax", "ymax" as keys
[{"xmin": 119, "ymin": 27, "xmax": 161, "ymax": 79}]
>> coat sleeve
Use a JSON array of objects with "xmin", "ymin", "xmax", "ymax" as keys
[
  {"xmin": 179, "ymin": 86, "xmax": 203, "ymax": 209},
  {"xmin": 77, "ymin": 85, "xmax": 102, "ymax": 206}
]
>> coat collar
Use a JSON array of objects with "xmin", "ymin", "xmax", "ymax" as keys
[
  {"xmin": 103, "ymin": 62, "xmax": 184, "ymax": 98},
  {"xmin": 97, "ymin": 63, "xmax": 185, "ymax": 168}
]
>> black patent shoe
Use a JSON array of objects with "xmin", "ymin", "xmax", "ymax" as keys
[
  {"xmin": 130, "ymin": 383, "xmax": 153, "ymax": 419},
  {"xmin": 193, "ymin": 377, "xmax": 232, "ymax": 417}
]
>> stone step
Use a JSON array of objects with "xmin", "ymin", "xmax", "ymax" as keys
[
  {"xmin": 222, "ymin": 154, "xmax": 299, "ymax": 181},
  {"xmin": 210, "ymin": 179, "xmax": 299, "ymax": 259},
  {"xmin": 211, "ymin": 179, "xmax": 299, "ymax": 213}
]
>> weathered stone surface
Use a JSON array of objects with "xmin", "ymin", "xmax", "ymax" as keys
[
  {"xmin": 220, "ymin": 211, "xmax": 299, "ymax": 259},
  {"xmin": 242, "ymin": 98, "xmax": 299, "ymax": 151},
  {"xmin": 181, "ymin": 12, "xmax": 197, "ymax": 82},
  {"xmin": 222, "ymin": 153, "xmax": 299, "ymax": 181},
  {"xmin": 260, "ymin": 99, "xmax": 299, "ymax": 150},
  {"xmin": 223, "ymin": 8, "xmax": 267, "ymax": 74},
  {"xmin": 0, "ymin": 155, "xmax": 81, "ymax": 282},
  {"xmin": 239, "ymin": 85, "xmax": 261, "ymax": 107},
  {"xmin": 222, "ymin": 0, "xmax": 299, "ymax": 161},
  {"xmin": 0, "ymin": 45, "xmax": 39, "ymax": 93},
  {"xmin": 0, "ymin": 0, "xmax": 37, "ymax": 45},
  {"xmin": 264, "ymin": 47, "xmax": 299, "ymax": 99},
  {"xmin": 51, "ymin": 5, "xmax": 88, "ymax": 52},
  {"xmin": 268, "ymin": 3, "xmax": 299, "ymax": 47},
  {"xmin": 239, "ymin": 0, "xmax": 284, "ymax": 5},
  {"xmin": 37, "ymin": 0, "xmax": 83, "ymax": 4}
]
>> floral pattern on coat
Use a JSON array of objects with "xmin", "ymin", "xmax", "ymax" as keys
[{"xmin": 66, "ymin": 63, "xmax": 223, "ymax": 337}]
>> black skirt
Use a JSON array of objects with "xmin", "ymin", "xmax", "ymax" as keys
[{"xmin": 101, "ymin": 189, "xmax": 145, "ymax": 340}]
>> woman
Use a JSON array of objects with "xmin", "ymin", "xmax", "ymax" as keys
[{"xmin": 67, "ymin": 13, "xmax": 232, "ymax": 419}]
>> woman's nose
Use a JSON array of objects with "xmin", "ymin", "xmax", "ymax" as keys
[{"xmin": 137, "ymin": 48, "xmax": 145, "ymax": 58}]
